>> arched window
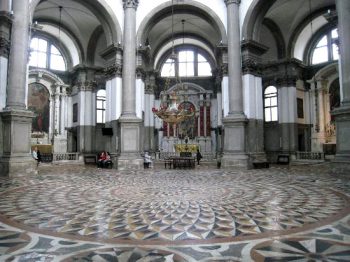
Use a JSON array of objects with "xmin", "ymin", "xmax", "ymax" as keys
[
  {"xmin": 264, "ymin": 86, "xmax": 278, "ymax": 122},
  {"xmin": 96, "ymin": 89, "xmax": 106, "ymax": 123},
  {"xmin": 29, "ymin": 37, "xmax": 66, "ymax": 71},
  {"xmin": 161, "ymin": 49, "xmax": 212, "ymax": 77},
  {"xmin": 311, "ymin": 28, "xmax": 339, "ymax": 65}
]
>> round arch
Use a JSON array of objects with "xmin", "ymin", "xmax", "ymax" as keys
[
  {"xmin": 30, "ymin": 0, "xmax": 122, "ymax": 45},
  {"xmin": 242, "ymin": 0, "xmax": 277, "ymax": 41},
  {"xmin": 136, "ymin": 0, "xmax": 227, "ymax": 47}
]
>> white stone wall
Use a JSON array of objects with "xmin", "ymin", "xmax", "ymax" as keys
[
  {"xmin": 0, "ymin": 57, "xmax": 8, "ymax": 110},
  {"xmin": 243, "ymin": 74, "xmax": 263, "ymax": 120},
  {"xmin": 279, "ymin": 86, "xmax": 297, "ymax": 124},
  {"xmin": 136, "ymin": 79, "xmax": 144, "ymax": 119},
  {"xmin": 106, "ymin": 77, "xmax": 122, "ymax": 122}
]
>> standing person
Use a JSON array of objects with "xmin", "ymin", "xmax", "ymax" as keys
[
  {"xmin": 196, "ymin": 148, "xmax": 202, "ymax": 165},
  {"xmin": 32, "ymin": 146, "xmax": 40, "ymax": 167},
  {"xmin": 144, "ymin": 152, "xmax": 152, "ymax": 168}
]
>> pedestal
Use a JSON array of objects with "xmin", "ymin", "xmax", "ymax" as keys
[
  {"xmin": 117, "ymin": 116, "xmax": 143, "ymax": 170},
  {"xmin": 332, "ymin": 106, "xmax": 350, "ymax": 162},
  {"xmin": 221, "ymin": 115, "xmax": 248, "ymax": 168},
  {"xmin": 0, "ymin": 109, "xmax": 36, "ymax": 176}
]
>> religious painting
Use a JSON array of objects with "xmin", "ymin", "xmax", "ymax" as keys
[
  {"xmin": 178, "ymin": 102, "xmax": 196, "ymax": 139},
  {"xmin": 28, "ymin": 83, "xmax": 50, "ymax": 134},
  {"xmin": 329, "ymin": 78, "xmax": 340, "ymax": 122}
]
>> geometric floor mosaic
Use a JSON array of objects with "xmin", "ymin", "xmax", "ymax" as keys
[{"xmin": 0, "ymin": 163, "xmax": 349, "ymax": 261}]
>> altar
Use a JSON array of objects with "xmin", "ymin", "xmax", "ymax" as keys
[{"xmin": 174, "ymin": 144, "xmax": 198, "ymax": 153}]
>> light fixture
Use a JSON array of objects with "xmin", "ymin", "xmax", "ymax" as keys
[{"xmin": 152, "ymin": 0, "xmax": 194, "ymax": 125}]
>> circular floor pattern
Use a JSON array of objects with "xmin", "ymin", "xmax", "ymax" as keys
[{"xmin": 0, "ymin": 167, "xmax": 348, "ymax": 245}]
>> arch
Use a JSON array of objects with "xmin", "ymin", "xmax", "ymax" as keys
[
  {"xmin": 30, "ymin": 30, "xmax": 74, "ymax": 70},
  {"xmin": 28, "ymin": 68, "xmax": 66, "ymax": 90},
  {"xmin": 262, "ymin": 18, "xmax": 286, "ymax": 59},
  {"xmin": 242, "ymin": 0, "xmax": 277, "ymax": 41},
  {"xmin": 303, "ymin": 23, "xmax": 337, "ymax": 65},
  {"xmin": 137, "ymin": 0, "xmax": 227, "ymax": 47},
  {"xmin": 157, "ymin": 44, "xmax": 216, "ymax": 76},
  {"xmin": 30, "ymin": 0, "xmax": 121, "ymax": 45},
  {"xmin": 33, "ymin": 19, "xmax": 85, "ymax": 66},
  {"xmin": 289, "ymin": 6, "xmax": 335, "ymax": 61},
  {"xmin": 86, "ymin": 25, "xmax": 105, "ymax": 65},
  {"xmin": 167, "ymin": 82, "xmax": 209, "ymax": 95},
  {"xmin": 314, "ymin": 62, "xmax": 338, "ymax": 82}
]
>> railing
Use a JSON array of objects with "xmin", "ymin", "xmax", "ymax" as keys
[
  {"xmin": 296, "ymin": 151, "xmax": 325, "ymax": 160},
  {"xmin": 156, "ymin": 151, "xmax": 217, "ymax": 161},
  {"xmin": 53, "ymin": 153, "xmax": 80, "ymax": 162}
]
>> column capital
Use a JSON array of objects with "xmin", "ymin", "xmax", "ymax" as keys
[
  {"xmin": 224, "ymin": 0, "xmax": 240, "ymax": 6},
  {"xmin": 123, "ymin": 0, "xmax": 139, "ymax": 10},
  {"xmin": 0, "ymin": 37, "xmax": 10, "ymax": 58},
  {"xmin": 77, "ymin": 81, "xmax": 97, "ymax": 92},
  {"xmin": 105, "ymin": 63, "xmax": 123, "ymax": 79}
]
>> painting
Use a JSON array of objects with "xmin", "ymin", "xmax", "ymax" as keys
[
  {"xmin": 28, "ymin": 83, "xmax": 50, "ymax": 134},
  {"xmin": 178, "ymin": 102, "xmax": 196, "ymax": 139}
]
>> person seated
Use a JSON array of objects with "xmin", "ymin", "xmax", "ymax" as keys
[
  {"xmin": 103, "ymin": 152, "xmax": 113, "ymax": 168},
  {"xmin": 97, "ymin": 151, "xmax": 106, "ymax": 168},
  {"xmin": 144, "ymin": 151, "xmax": 152, "ymax": 168}
]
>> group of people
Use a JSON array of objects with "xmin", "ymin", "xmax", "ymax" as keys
[{"xmin": 97, "ymin": 151, "xmax": 112, "ymax": 168}]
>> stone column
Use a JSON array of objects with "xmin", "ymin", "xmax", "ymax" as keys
[
  {"xmin": 0, "ymin": 10, "xmax": 12, "ymax": 110},
  {"xmin": 118, "ymin": 0, "xmax": 143, "ymax": 170},
  {"xmin": 333, "ymin": 0, "xmax": 350, "ymax": 162},
  {"xmin": 0, "ymin": 0, "xmax": 36, "ymax": 176},
  {"xmin": 221, "ymin": 0, "xmax": 248, "ymax": 168}
]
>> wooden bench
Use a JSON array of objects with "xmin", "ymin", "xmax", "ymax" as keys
[
  {"xmin": 164, "ymin": 159, "xmax": 173, "ymax": 169},
  {"xmin": 84, "ymin": 155, "xmax": 97, "ymax": 164},
  {"xmin": 253, "ymin": 161, "xmax": 269, "ymax": 169},
  {"xmin": 277, "ymin": 155, "xmax": 290, "ymax": 165}
]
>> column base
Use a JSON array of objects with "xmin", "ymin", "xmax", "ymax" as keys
[
  {"xmin": 0, "ymin": 155, "xmax": 37, "ymax": 177},
  {"xmin": 333, "ymin": 153, "xmax": 350, "ymax": 163},
  {"xmin": 333, "ymin": 106, "xmax": 350, "ymax": 163},
  {"xmin": 221, "ymin": 153, "xmax": 248, "ymax": 169},
  {"xmin": 118, "ymin": 115, "xmax": 143, "ymax": 170},
  {"xmin": 221, "ymin": 113, "xmax": 248, "ymax": 169}
]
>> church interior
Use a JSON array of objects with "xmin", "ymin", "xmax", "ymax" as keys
[{"xmin": 0, "ymin": 0, "xmax": 349, "ymax": 260}]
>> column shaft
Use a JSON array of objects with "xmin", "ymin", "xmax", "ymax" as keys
[
  {"xmin": 337, "ymin": 0, "xmax": 350, "ymax": 106},
  {"xmin": 6, "ymin": 0, "xmax": 29, "ymax": 109},
  {"xmin": 226, "ymin": 0, "xmax": 243, "ymax": 115},
  {"xmin": 121, "ymin": 5, "xmax": 137, "ymax": 117}
]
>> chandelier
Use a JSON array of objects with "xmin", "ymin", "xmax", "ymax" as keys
[
  {"xmin": 152, "ymin": 1, "xmax": 194, "ymax": 124},
  {"xmin": 152, "ymin": 91, "xmax": 194, "ymax": 124}
]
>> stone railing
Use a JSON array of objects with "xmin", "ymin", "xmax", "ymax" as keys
[
  {"xmin": 52, "ymin": 153, "xmax": 80, "ymax": 162},
  {"xmin": 156, "ymin": 151, "xmax": 217, "ymax": 160},
  {"xmin": 296, "ymin": 151, "xmax": 325, "ymax": 160}
]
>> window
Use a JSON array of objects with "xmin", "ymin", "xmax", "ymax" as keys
[
  {"xmin": 96, "ymin": 89, "xmax": 106, "ymax": 123},
  {"xmin": 264, "ymin": 86, "xmax": 278, "ymax": 122},
  {"xmin": 311, "ymin": 28, "xmax": 338, "ymax": 65},
  {"xmin": 297, "ymin": 98, "xmax": 304, "ymax": 119},
  {"xmin": 29, "ymin": 37, "xmax": 66, "ymax": 71},
  {"xmin": 161, "ymin": 49, "xmax": 212, "ymax": 77},
  {"xmin": 73, "ymin": 103, "xmax": 78, "ymax": 123}
]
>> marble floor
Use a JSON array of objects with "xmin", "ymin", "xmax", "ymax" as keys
[{"xmin": 0, "ymin": 163, "xmax": 349, "ymax": 261}]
